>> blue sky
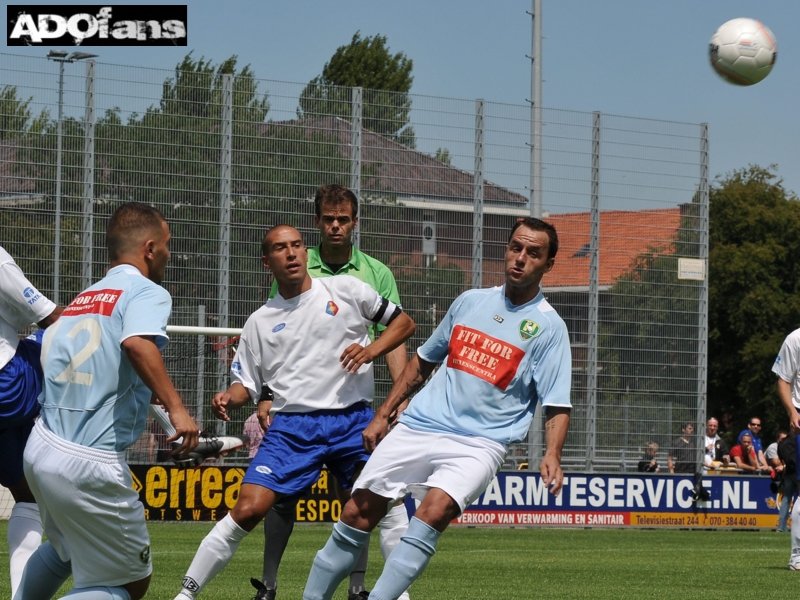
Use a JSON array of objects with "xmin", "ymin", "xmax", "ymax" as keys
[{"xmin": 5, "ymin": 0, "xmax": 799, "ymax": 197}]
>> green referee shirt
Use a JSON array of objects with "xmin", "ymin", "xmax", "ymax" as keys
[{"xmin": 268, "ymin": 244, "xmax": 401, "ymax": 340}]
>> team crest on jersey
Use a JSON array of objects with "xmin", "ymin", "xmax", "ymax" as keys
[
  {"xmin": 325, "ymin": 301, "xmax": 339, "ymax": 316},
  {"xmin": 518, "ymin": 319, "xmax": 541, "ymax": 340},
  {"xmin": 140, "ymin": 545, "xmax": 151, "ymax": 565},
  {"xmin": 776, "ymin": 355, "xmax": 782, "ymax": 365}
]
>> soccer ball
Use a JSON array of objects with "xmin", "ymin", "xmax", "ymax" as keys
[{"xmin": 709, "ymin": 18, "xmax": 777, "ymax": 86}]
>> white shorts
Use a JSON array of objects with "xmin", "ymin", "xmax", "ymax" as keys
[
  {"xmin": 353, "ymin": 423, "xmax": 507, "ymax": 512},
  {"xmin": 23, "ymin": 419, "xmax": 152, "ymax": 588}
]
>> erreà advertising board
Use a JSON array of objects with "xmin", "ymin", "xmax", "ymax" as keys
[{"xmin": 129, "ymin": 466, "xmax": 782, "ymax": 529}]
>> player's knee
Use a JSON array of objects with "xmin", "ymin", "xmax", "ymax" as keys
[
  {"xmin": 124, "ymin": 574, "xmax": 151, "ymax": 600},
  {"xmin": 231, "ymin": 499, "xmax": 270, "ymax": 531}
]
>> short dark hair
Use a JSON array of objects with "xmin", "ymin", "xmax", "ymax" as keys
[
  {"xmin": 107, "ymin": 203, "xmax": 166, "ymax": 261},
  {"xmin": 740, "ymin": 433, "xmax": 752, "ymax": 441},
  {"xmin": 314, "ymin": 184, "xmax": 358, "ymax": 218},
  {"xmin": 681, "ymin": 422, "xmax": 693, "ymax": 430},
  {"xmin": 261, "ymin": 224, "xmax": 296, "ymax": 256},
  {"xmin": 509, "ymin": 217, "xmax": 559, "ymax": 259}
]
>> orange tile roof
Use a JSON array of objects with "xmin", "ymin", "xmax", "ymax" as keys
[{"xmin": 542, "ymin": 207, "xmax": 683, "ymax": 289}]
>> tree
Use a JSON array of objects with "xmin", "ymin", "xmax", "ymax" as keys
[
  {"xmin": 298, "ymin": 32, "xmax": 415, "ymax": 146},
  {"xmin": 0, "ymin": 85, "xmax": 49, "ymax": 139},
  {"xmin": 708, "ymin": 166, "xmax": 800, "ymax": 440}
]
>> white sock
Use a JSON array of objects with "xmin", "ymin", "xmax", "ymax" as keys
[
  {"xmin": 150, "ymin": 404, "xmax": 177, "ymax": 438},
  {"xmin": 178, "ymin": 514, "xmax": 249, "ymax": 596},
  {"xmin": 379, "ymin": 503, "xmax": 409, "ymax": 559},
  {"xmin": 8, "ymin": 502, "xmax": 43, "ymax": 597}
]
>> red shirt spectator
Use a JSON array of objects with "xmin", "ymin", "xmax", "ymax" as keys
[{"xmin": 731, "ymin": 434, "xmax": 761, "ymax": 473}]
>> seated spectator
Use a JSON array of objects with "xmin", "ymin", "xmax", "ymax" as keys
[
  {"xmin": 668, "ymin": 423, "xmax": 696, "ymax": 474},
  {"xmin": 766, "ymin": 431, "xmax": 789, "ymax": 474},
  {"xmin": 738, "ymin": 417, "xmax": 769, "ymax": 469},
  {"xmin": 703, "ymin": 417, "xmax": 730, "ymax": 470},
  {"xmin": 638, "ymin": 441, "xmax": 660, "ymax": 472},
  {"xmin": 731, "ymin": 433, "xmax": 763, "ymax": 473}
]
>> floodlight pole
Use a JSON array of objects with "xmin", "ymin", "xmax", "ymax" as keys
[
  {"xmin": 47, "ymin": 50, "xmax": 98, "ymax": 303},
  {"xmin": 529, "ymin": 0, "xmax": 543, "ymax": 219}
]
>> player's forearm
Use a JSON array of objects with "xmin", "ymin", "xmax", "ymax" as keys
[
  {"xmin": 367, "ymin": 313, "xmax": 415, "ymax": 361},
  {"xmin": 37, "ymin": 306, "xmax": 63, "ymax": 328},
  {"xmin": 377, "ymin": 353, "xmax": 434, "ymax": 420},
  {"xmin": 778, "ymin": 378, "xmax": 797, "ymax": 419},
  {"xmin": 225, "ymin": 382, "xmax": 254, "ymax": 410},
  {"xmin": 543, "ymin": 406, "xmax": 570, "ymax": 462},
  {"xmin": 384, "ymin": 343, "xmax": 408, "ymax": 383},
  {"xmin": 122, "ymin": 336, "xmax": 184, "ymax": 412}
]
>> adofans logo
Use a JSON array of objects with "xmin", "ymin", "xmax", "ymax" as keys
[{"xmin": 7, "ymin": 5, "xmax": 187, "ymax": 46}]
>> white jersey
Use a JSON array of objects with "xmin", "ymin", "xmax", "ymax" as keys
[
  {"xmin": 231, "ymin": 276, "xmax": 397, "ymax": 413},
  {"xmin": 773, "ymin": 328, "xmax": 800, "ymax": 409},
  {"xmin": 0, "ymin": 246, "xmax": 56, "ymax": 370}
]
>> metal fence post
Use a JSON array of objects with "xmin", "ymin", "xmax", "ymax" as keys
[
  {"xmin": 529, "ymin": 0, "xmax": 543, "ymax": 219},
  {"xmin": 585, "ymin": 111, "xmax": 601, "ymax": 472},
  {"xmin": 473, "ymin": 99, "xmax": 484, "ymax": 289},
  {"xmin": 53, "ymin": 60, "xmax": 65, "ymax": 304},
  {"xmin": 196, "ymin": 305, "xmax": 206, "ymax": 431},
  {"xmin": 696, "ymin": 123, "xmax": 710, "ymax": 468},
  {"xmin": 351, "ymin": 86, "xmax": 363, "ymax": 250},
  {"xmin": 216, "ymin": 73, "xmax": 233, "ymax": 435},
  {"xmin": 81, "ymin": 60, "xmax": 96, "ymax": 290}
]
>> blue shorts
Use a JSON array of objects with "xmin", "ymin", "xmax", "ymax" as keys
[
  {"xmin": 243, "ymin": 402, "xmax": 373, "ymax": 495},
  {"xmin": 0, "ymin": 330, "xmax": 44, "ymax": 428}
]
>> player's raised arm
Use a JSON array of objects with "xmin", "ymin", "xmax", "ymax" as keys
[
  {"xmin": 340, "ymin": 290, "xmax": 415, "ymax": 373},
  {"xmin": 363, "ymin": 353, "xmax": 436, "ymax": 452},
  {"xmin": 122, "ymin": 335, "xmax": 198, "ymax": 456}
]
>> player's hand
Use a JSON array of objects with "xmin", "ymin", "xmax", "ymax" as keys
[
  {"xmin": 789, "ymin": 411, "xmax": 800, "ymax": 435},
  {"xmin": 388, "ymin": 399, "xmax": 410, "ymax": 428},
  {"xmin": 212, "ymin": 391, "xmax": 234, "ymax": 422},
  {"xmin": 340, "ymin": 343, "xmax": 375, "ymax": 373},
  {"xmin": 257, "ymin": 400, "xmax": 272, "ymax": 431},
  {"xmin": 167, "ymin": 406, "xmax": 199, "ymax": 457},
  {"xmin": 540, "ymin": 455, "xmax": 564, "ymax": 497},
  {"xmin": 362, "ymin": 415, "xmax": 390, "ymax": 453}
]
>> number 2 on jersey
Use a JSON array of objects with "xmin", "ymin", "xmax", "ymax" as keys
[{"xmin": 43, "ymin": 318, "xmax": 103, "ymax": 386}]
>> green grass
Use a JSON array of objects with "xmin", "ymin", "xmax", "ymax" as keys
[{"xmin": 0, "ymin": 522, "xmax": 798, "ymax": 598}]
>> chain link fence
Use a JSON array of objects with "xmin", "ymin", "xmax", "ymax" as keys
[{"xmin": 0, "ymin": 53, "xmax": 708, "ymax": 471}]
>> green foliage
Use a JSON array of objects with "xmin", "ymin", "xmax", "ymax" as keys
[
  {"xmin": 708, "ymin": 165, "xmax": 800, "ymax": 440},
  {"xmin": 0, "ymin": 85, "xmax": 49, "ymax": 139},
  {"xmin": 298, "ymin": 32, "xmax": 415, "ymax": 146},
  {"xmin": 434, "ymin": 147, "xmax": 452, "ymax": 165}
]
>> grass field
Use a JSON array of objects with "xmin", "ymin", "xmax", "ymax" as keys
[{"xmin": 1, "ymin": 522, "xmax": 799, "ymax": 599}]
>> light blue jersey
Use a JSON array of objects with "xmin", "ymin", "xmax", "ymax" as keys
[
  {"xmin": 398, "ymin": 286, "xmax": 572, "ymax": 445},
  {"xmin": 40, "ymin": 265, "xmax": 171, "ymax": 451}
]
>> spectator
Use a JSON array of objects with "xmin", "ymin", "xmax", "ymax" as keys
[
  {"xmin": 738, "ymin": 417, "xmax": 769, "ymax": 470},
  {"xmin": 766, "ymin": 431, "xmax": 789, "ymax": 473},
  {"xmin": 703, "ymin": 417, "xmax": 730, "ymax": 470},
  {"xmin": 667, "ymin": 423, "xmax": 696, "ymax": 474},
  {"xmin": 731, "ymin": 433, "xmax": 762, "ymax": 473},
  {"xmin": 637, "ymin": 442, "xmax": 660, "ymax": 473}
]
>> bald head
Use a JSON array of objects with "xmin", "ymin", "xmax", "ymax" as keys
[
  {"xmin": 261, "ymin": 225, "xmax": 300, "ymax": 256},
  {"xmin": 107, "ymin": 203, "xmax": 167, "ymax": 261}
]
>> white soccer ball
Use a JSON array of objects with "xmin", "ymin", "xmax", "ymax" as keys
[{"xmin": 709, "ymin": 18, "xmax": 777, "ymax": 86}]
